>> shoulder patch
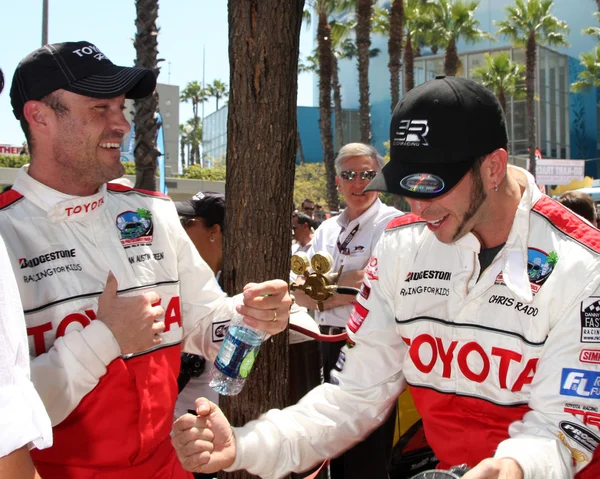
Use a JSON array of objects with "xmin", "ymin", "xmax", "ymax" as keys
[
  {"xmin": 0, "ymin": 189, "xmax": 24, "ymax": 210},
  {"xmin": 533, "ymin": 195, "xmax": 600, "ymax": 254},
  {"xmin": 386, "ymin": 213, "xmax": 425, "ymax": 230},
  {"xmin": 107, "ymin": 183, "xmax": 170, "ymax": 200}
]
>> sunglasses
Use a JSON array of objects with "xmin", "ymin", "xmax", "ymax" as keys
[
  {"xmin": 340, "ymin": 170, "xmax": 377, "ymax": 181},
  {"xmin": 303, "ymin": 206, "xmax": 315, "ymax": 211}
]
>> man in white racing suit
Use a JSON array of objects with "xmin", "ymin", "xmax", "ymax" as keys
[
  {"xmin": 2, "ymin": 41, "xmax": 291, "ymax": 479},
  {"xmin": 172, "ymin": 76, "xmax": 600, "ymax": 479}
]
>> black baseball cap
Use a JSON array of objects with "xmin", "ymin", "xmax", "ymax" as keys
[
  {"xmin": 175, "ymin": 192, "xmax": 225, "ymax": 227},
  {"xmin": 365, "ymin": 75, "xmax": 508, "ymax": 199},
  {"xmin": 10, "ymin": 41, "xmax": 157, "ymax": 120}
]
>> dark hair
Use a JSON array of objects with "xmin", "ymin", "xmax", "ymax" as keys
[
  {"xmin": 20, "ymin": 91, "xmax": 69, "ymax": 155},
  {"xmin": 557, "ymin": 191, "xmax": 597, "ymax": 225},
  {"xmin": 295, "ymin": 212, "xmax": 316, "ymax": 229}
]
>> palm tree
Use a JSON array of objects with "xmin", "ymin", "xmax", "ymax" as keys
[
  {"xmin": 404, "ymin": 0, "xmax": 434, "ymax": 93},
  {"xmin": 356, "ymin": 0, "xmax": 375, "ymax": 143},
  {"xmin": 429, "ymin": 0, "xmax": 493, "ymax": 77},
  {"xmin": 206, "ymin": 79, "xmax": 229, "ymax": 110},
  {"xmin": 178, "ymin": 124, "xmax": 189, "ymax": 170},
  {"xmin": 314, "ymin": 1, "xmax": 338, "ymax": 211},
  {"xmin": 372, "ymin": 5, "xmax": 404, "ymax": 112},
  {"xmin": 388, "ymin": 0, "xmax": 404, "ymax": 112},
  {"xmin": 472, "ymin": 52, "xmax": 525, "ymax": 114},
  {"xmin": 133, "ymin": 0, "xmax": 161, "ymax": 191},
  {"xmin": 180, "ymin": 81, "xmax": 207, "ymax": 165},
  {"xmin": 572, "ymin": 44, "xmax": 600, "ymax": 93},
  {"xmin": 331, "ymin": 19, "xmax": 356, "ymax": 151},
  {"xmin": 571, "ymin": 12, "xmax": 600, "ymax": 92},
  {"xmin": 495, "ymin": 0, "xmax": 569, "ymax": 177}
]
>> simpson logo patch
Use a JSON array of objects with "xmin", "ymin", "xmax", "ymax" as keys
[
  {"xmin": 116, "ymin": 208, "xmax": 154, "ymax": 248},
  {"xmin": 581, "ymin": 298, "xmax": 600, "ymax": 343},
  {"xmin": 580, "ymin": 349, "xmax": 600, "ymax": 364}
]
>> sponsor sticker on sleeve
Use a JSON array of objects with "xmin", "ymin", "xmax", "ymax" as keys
[
  {"xmin": 348, "ymin": 302, "xmax": 369, "ymax": 333},
  {"xmin": 580, "ymin": 349, "xmax": 600, "ymax": 364},
  {"xmin": 581, "ymin": 298, "xmax": 600, "ymax": 343},
  {"xmin": 359, "ymin": 283, "xmax": 371, "ymax": 300},
  {"xmin": 365, "ymin": 257, "xmax": 379, "ymax": 281},
  {"xmin": 559, "ymin": 421, "xmax": 600, "ymax": 453},
  {"xmin": 560, "ymin": 368, "xmax": 600, "ymax": 399},
  {"xmin": 212, "ymin": 320, "xmax": 229, "ymax": 342}
]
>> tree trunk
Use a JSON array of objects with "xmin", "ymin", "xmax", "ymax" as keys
[
  {"xmin": 332, "ymin": 53, "xmax": 344, "ymax": 152},
  {"xmin": 597, "ymin": 0, "xmax": 600, "ymax": 13},
  {"xmin": 388, "ymin": 0, "xmax": 404, "ymax": 113},
  {"xmin": 133, "ymin": 0, "xmax": 160, "ymax": 191},
  {"xmin": 180, "ymin": 137, "xmax": 185, "ymax": 171},
  {"xmin": 526, "ymin": 33, "xmax": 537, "ymax": 178},
  {"xmin": 498, "ymin": 88, "xmax": 507, "ymax": 118},
  {"xmin": 318, "ymin": 10, "xmax": 338, "ymax": 211},
  {"xmin": 356, "ymin": 0, "xmax": 373, "ymax": 143},
  {"xmin": 444, "ymin": 37, "xmax": 458, "ymax": 76},
  {"xmin": 297, "ymin": 129, "xmax": 305, "ymax": 166},
  {"xmin": 221, "ymin": 3, "xmax": 304, "ymax": 478},
  {"xmin": 404, "ymin": 31, "xmax": 415, "ymax": 94},
  {"xmin": 194, "ymin": 143, "xmax": 201, "ymax": 167}
]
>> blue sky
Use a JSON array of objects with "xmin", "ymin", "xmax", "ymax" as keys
[{"xmin": 0, "ymin": 1, "xmax": 316, "ymax": 145}]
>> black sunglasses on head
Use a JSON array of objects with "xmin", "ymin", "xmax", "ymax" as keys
[{"xmin": 340, "ymin": 170, "xmax": 377, "ymax": 181}]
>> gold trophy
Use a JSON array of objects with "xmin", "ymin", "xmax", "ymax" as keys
[{"xmin": 290, "ymin": 251, "xmax": 359, "ymax": 312}]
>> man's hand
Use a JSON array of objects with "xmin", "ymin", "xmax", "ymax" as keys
[
  {"xmin": 97, "ymin": 271, "xmax": 165, "ymax": 355},
  {"xmin": 172, "ymin": 398, "xmax": 236, "ymax": 473},
  {"xmin": 463, "ymin": 458, "xmax": 524, "ymax": 479},
  {"xmin": 237, "ymin": 280, "xmax": 291, "ymax": 335}
]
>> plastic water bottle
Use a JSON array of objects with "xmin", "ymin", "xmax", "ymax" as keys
[{"xmin": 209, "ymin": 313, "xmax": 267, "ymax": 395}]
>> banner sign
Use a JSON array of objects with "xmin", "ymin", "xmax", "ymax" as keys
[{"xmin": 536, "ymin": 159, "xmax": 585, "ymax": 185}]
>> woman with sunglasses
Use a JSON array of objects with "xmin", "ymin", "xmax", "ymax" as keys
[{"xmin": 293, "ymin": 142, "xmax": 403, "ymax": 479}]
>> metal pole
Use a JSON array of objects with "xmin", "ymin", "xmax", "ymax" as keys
[
  {"xmin": 41, "ymin": 0, "xmax": 49, "ymax": 46},
  {"xmin": 201, "ymin": 44, "xmax": 206, "ymax": 168}
]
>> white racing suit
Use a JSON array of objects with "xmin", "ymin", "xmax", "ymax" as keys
[
  {"xmin": 0, "ymin": 167, "xmax": 237, "ymax": 478},
  {"xmin": 229, "ymin": 167, "xmax": 600, "ymax": 479}
]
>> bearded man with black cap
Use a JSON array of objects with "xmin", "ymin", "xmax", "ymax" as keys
[
  {"xmin": 172, "ymin": 75, "xmax": 600, "ymax": 479},
  {"xmin": 0, "ymin": 42, "xmax": 291, "ymax": 479}
]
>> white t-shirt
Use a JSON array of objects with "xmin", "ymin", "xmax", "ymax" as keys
[
  {"xmin": 309, "ymin": 199, "xmax": 401, "ymax": 328},
  {"xmin": 0, "ymin": 234, "xmax": 52, "ymax": 457}
]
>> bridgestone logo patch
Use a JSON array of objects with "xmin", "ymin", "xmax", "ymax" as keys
[{"xmin": 19, "ymin": 249, "xmax": 76, "ymax": 269}]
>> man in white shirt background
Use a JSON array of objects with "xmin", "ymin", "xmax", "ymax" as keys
[
  {"xmin": 294, "ymin": 142, "xmax": 402, "ymax": 479},
  {"xmin": 291, "ymin": 212, "xmax": 315, "ymax": 256}
]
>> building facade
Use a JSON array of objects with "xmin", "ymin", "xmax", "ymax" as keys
[
  {"xmin": 201, "ymin": 105, "xmax": 361, "ymax": 165},
  {"xmin": 328, "ymin": 0, "xmax": 599, "ymax": 176}
]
